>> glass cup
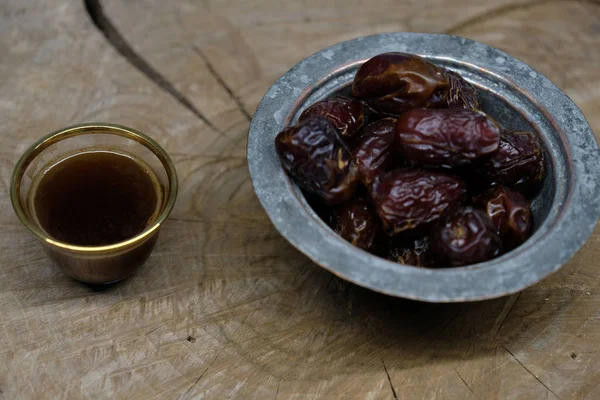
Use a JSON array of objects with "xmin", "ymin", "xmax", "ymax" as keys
[{"xmin": 10, "ymin": 123, "xmax": 178, "ymax": 284}]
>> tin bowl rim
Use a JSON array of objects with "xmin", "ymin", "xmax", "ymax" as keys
[{"xmin": 247, "ymin": 33, "xmax": 600, "ymax": 302}]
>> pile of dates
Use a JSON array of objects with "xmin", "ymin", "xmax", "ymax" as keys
[{"xmin": 275, "ymin": 52, "xmax": 545, "ymax": 267}]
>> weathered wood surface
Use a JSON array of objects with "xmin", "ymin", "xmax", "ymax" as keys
[{"xmin": 1, "ymin": 0, "xmax": 599, "ymax": 398}]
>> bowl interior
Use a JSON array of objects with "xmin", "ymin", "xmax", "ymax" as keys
[{"xmin": 290, "ymin": 62, "xmax": 554, "ymax": 245}]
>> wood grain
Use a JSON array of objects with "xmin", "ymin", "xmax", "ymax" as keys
[{"xmin": 1, "ymin": 0, "xmax": 599, "ymax": 399}]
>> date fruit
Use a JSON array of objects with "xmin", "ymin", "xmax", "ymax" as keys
[
  {"xmin": 275, "ymin": 117, "xmax": 358, "ymax": 205},
  {"xmin": 431, "ymin": 207, "xmax": 502, "ymax": 266},
  {"xmin": 388, "ymin": 236, "xmax": 431, "ymax": 267},
  {"xmin": 353, "ymin": 118, "xmax": 398, "ymax": 186},
  {"xmin": 444, "ymin": 70, "xmax": 479, "ymax": 109},
  {"xmin": 370, "ymin": 169, "xmax": 466, "ymax": 234},
  {"xmin": 477, "ymin": 130, "xmax": 544, "ymax": 187},
  {"xmin": 332, "ymin": 198, "xmax": 383, "ymax": 252},
  {"xmin": 300, "ymin": 96, "xmax": 365, "ymax": 140},
  {"xmin": 474, "ymin": 186, "xmax": 532, "ymax": 249},
  {"xmin": 396, "ymin": 108, "xmax": 501, "ymax": 168},
  {"xmin": 352, "ymin": 53, "xmax": 449, "ymax": 116}
]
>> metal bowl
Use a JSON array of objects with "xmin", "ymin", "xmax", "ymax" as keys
[{"xmin": 247, "ymin": 33, "xmax": 600, "ymax": 302}]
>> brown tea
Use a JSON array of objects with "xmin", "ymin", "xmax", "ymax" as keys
[{"xmin": 30, "ymin": 150, "xmax": 162, "ymax": 246}]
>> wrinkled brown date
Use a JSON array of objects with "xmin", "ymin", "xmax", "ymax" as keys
[
  {"xmin": 332, "ymin": 198, "xmax": 383, "ymax": 252},
  {"xmin": 396, "ymin": 108, "xmax": 501, "ymax": 168},
  {"xmin": 275, "ymin": 117, "xmax": 358, "ymax": 205},
  {"xmin": 352, "ymin": 53, "xmax": 449, "ymax": 116},
  {"xmin": 388, "ymin": 236, "xmax": 432, "ymax": 267},
  {"xmin": 299, "ymin": 96, "xmax": 365, "ymax": 140},
  {"xmin": 444, "ymin": 70, "xmax": 479, "ymax": 109},
  {"xmin": 353, "ymin": 118, "xmax": 398, "ymax": 186},
  {"xmin": 474, "ymin": 186, "xmax": 532, "ymax": 249},
  {"xmin": 431, "ymin": 207, "xmax": 502, "ymax": 266},
  {"xmin": 477, "ymin": 130, "xmax": 545, "ymax": 187},
  {"xmin": 370, "ymin": 169, "xmax": 466, "ymax": 234}
]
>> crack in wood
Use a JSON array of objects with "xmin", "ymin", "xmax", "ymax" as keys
[
  {"xmin": 191, "ymin": 45, "xmax": 252, "ymax": 122},
  {"xmin": 503, "ymin": 346, "xmax": 563, "ymax": 399},
  {"xmin": 83, "ymin": 0, "xmax": 220, "ymax": 132},
  {"xmin": 381, "ymin": 356, "xmax": 398, "ymax": 400}
]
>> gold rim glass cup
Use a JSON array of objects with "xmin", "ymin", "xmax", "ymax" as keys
[{"xmin": 10, "ymin": 123, "xmax": 178, "ymax": 284}]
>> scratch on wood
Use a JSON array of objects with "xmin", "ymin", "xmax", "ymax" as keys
[
  {"xmin": 182, "ymin": 350, "xmax": 222, "ymax": 398},
  {"xmin": 145, "ymin": 327, "xmax": 160, "ymax": 336},
  {"xmin": 226, "ymin": 178, "xmax": 248, "ymax": 203},
  {"xmin": 446, "ymin": 0, "xmax": 600, "ymax": 34},
  {"xmin": 503, "ymin": 346, "xmax": 563, "ymax": 399},
  {"xmin": 445, "ymin": 0, "xmax": 551, "ymax": 34},
  {"xmin": 183, "ymin": 371, "xmax": 206, "ymax": 399},
  {"xmin": 455, "ymin": 369, "xmax": 477, "ymax": 397},
  {"xmin": 381, "ymin": 356, "xmax": 398, "ymax": 400},
  {"xmin": 274, "ymin": 381, "xmax": 281, "ymax": 400},
  {"xmin": 83, "ymin": 0, "xmax": 220, "ymax": 132},
  {"xmin": 191, "ymin": 45, "xmax": 252, "ymax": 122},
  {"xmin": 438, "ymin": 309, "xmax": 461, "ymax": 334},
  {"xmin": 424, "ymin": 309, "xmax": 461, "ymax": 348},
  {"xmin": 492, "ymin": 292, "xmax": 521, "ymax": 339}
]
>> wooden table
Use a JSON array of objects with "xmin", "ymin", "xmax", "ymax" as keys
[{"xmin": 1, "ymin": 1, "xmax": 599, "ymax": 398}]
